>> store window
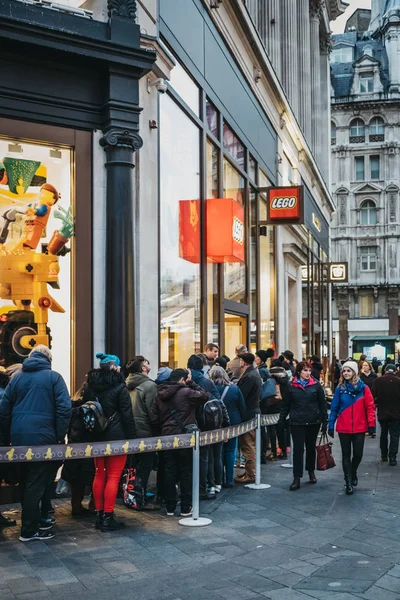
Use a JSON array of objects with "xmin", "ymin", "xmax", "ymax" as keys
[
  {"xmin": 360, "ymin": 246, "xmax": 377, "ymax": 271},
  {"xmin": 0, "ymin": 138, "xmax": 73, "ymax": 385},
  {"xmin": 223, "ymin": 122, "xmax": 245, "ymax": 169},
  {"xmin": 206, "ymin": 140, "xmax": 219, "ymax": 343},
  {"xmin": 355, "ymin": 156, "xmax": 365, "ymax": 181},
  {"xmin": 259, "ymin": 172, "xmax": 275, "ymax": 349},
  {"xmin": 223, "ymin": 159, "xmax": 246, "ymax": 303},
  {"xmin": 360, "ymin": 73, "xmax": 374, "ymax": 94},
  {"xmin": 169, "ymin": 61, "xmax": 200, "ymax": 116},
  {"xmin": 250, "ymin": 187, "xmax": 257, "ymax": 352},
  {"xmin": 360, "ymin": 295, "xmax": 374, "ymax": 317},
  {"xmin": 370, "ymin": 155, "xmax": 380, "ymax": 180},
  {"xmin": 160, "ymin": 94, "xmax": 201, "ymax": 367},
  {"xmin": 206, "ymin": 99, "xmax": 219, "ymax": 138},
  {"xmin": 360, "ymin": 199, "xmax": 377, "ymax": 225}
]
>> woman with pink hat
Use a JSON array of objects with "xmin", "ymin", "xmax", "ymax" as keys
[{"xmin": 328, "ymin": 360, "xmax": 376, "ymax": 495}]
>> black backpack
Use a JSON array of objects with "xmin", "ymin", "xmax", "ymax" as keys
[
  {"xmin": 79, "ymin": 400, "xmax": 115, "ymax": 435},
  {"xmin": 202, "ymin": 398, "xmax": 223, "ymax": 431}
]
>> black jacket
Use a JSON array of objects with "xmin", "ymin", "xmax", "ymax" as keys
[
  {"xmin": 360, "ymin": 371, "xmax": 377, "ymax": 390},
  {"xmin": 280, "ymin": 378, "xmax": 327, "ymax": 426},
  {"xmin": 149, "ymin": 381, "xmax": 208, "ymax": 436},
  {"xmin": 371, "ymin": 373, "xmax": 400, "ymax": 421},
  {"xmin": 264, "ymin": 367, "xmax": 290, "ymax": 415},
  {"xmin": 83, "ymin": 369, "xmax": 136, "ymax": 441},
  {"xmin": 237, "ymin": 365, "xmax": 261, "ymax": 420},
  {"xmin": 311, "ymin": 361, "xmax": 323, "ymax": 381}
]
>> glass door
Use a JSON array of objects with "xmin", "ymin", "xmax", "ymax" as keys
[{"xmin": 224, "ymin": 312, "xmax": 247, "ymax": 359}]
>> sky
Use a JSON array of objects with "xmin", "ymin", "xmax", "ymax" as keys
[{"xmin": 331, "ymin": 0, "xmax": 372, "ymax": 33}]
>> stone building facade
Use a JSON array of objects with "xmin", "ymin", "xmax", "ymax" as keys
[{"xmin": 331, "ymin": 2, "xmax": 400, "ymax": 361}]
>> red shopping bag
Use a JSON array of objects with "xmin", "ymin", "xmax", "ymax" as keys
[{"xmin": 316, "ymin": 434, "xmax": 336, "ymax": 471}]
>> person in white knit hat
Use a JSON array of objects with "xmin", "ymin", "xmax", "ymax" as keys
[{"xmin": 328, "ymin": 360, "xmax": 376, "ymax": 495}]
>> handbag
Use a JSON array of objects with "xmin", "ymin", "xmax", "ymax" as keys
[{"xmin": 316, "ymin": 434, "xmax": 336, "ymax": 471}]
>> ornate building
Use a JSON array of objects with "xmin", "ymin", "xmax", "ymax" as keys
[{"xmin": 331, "ymin": 2, "xmax": 400, "ymax": 361}]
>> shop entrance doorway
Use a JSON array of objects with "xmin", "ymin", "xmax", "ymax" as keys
[{"xmin": 224, "ymin": 313, "xmax": 247, "ymax": 359}]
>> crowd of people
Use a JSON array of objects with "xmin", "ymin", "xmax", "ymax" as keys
[{"xmin": 0, "ymin": 342, "xmax": 398, "ymax": 542}]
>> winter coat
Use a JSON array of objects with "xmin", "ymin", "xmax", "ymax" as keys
[
  {"xmin": 215, "ymin": 384, "xmax": 246, "ymax": 426},
  {"xmin": 371, "ymin": 373, "xmax": 400, "ymax": 422},
  {"xmin": 311, "ymin": 361, "xmax": 323, "ymax": 382},
  {"xmin": 61, "ymin": 392, "xmax": 95, "ymax": 487},
  {"xmin": 83, "ymin": 368, "xmax": 136, "ymax": 441},
  {"xmin": 126, "ymin": 373, "xmax": 157, "ymax": 438},
  {"xmin": 0, "ymin": 384, "xmax": 8, "ymax": 482},
  {"xmin": 190, "ymin": 369, "xmax": 220, "ymax": 399},
  {"xmin": 237, "ymin": 365, "xmax": 261, "ymax": 420},
  {"xmin": 227, "ymin": 356, "xmax": 242, "ymax": 380},
  {"xmin": 0, "ymin": 352, "xmax": 71, "ymax": 446},
  {"xmin": 328, "ymin": 379, "xmax": 376, "ymax": 434},
  {"xmin": 263, "ymin": 367, "xmax": 289, "ymax": 415},
  {"xmin": 257, "ymin": 364, "xmax": 270, "ymax": 382},
  {"xmin": 149, "ymin": 381, "xmax": 209, "ymax": 436},
  {"xmin": 360, "ymin": 371, "xmax": 377, "ymax": 390},
  {"xmin": 280, "ymin": 377, "xmax": 327, "ymax": 427}
]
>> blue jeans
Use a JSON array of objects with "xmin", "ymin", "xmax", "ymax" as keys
[{"xmin": 224, "ymin": 438, "xmax": 237, "ymax": 485}]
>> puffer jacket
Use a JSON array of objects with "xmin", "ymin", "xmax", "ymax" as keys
[
  {"xmin": 126, "ymin": 373, "xmax": 157, "ymax": 438},
  {"xmin": 257, "ymin": 363, "xmax": 270, "ymax": 382},
  {"xmin": 264, "ymin": 367, "xmax": 290, "ymax": 415},
  {"xmin": 280, "ymin": 377, "xmax": 327, "ymax": 426},
  {"xmin": 0, "ymin": 352, "xmax": 71, "ymax": 446},
  {"xmin": 215, "ymin": 384, "xmax": 246, "ymax": 426},
  {"xmin": 83, "ymin": 368, "xmax": 136, "ymax": 441},
  {"xmin": 149, "ymin": 381, "xmax": 208, "ymax": 436},
  {"xmin": 328, "ymin": 379, "xmax": 376, "ymax": 434}
]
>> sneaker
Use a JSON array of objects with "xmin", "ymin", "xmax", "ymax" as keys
[
  {"xmin": 39, "ymin": 517, "xmax": 55, "ymax": 531},
  {"xmin": 19, "ymin": 530, "xmax": 55, "ymax": 542},
  {"xmin": 166, "ymin": 511, "xmax": 175, "ymax": 517},
  {"xmin": 180, "ymin": 507, "xmax": 193, "ymax": 517},
  {"xmin": 214, "ymin": 485, "xmax": 222, "ymax": 493}
]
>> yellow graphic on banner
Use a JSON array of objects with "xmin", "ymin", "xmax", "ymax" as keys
[
  {"xmin": 122, "ymin": 441, "xmax": 129, "ymax": 454},
  {"xmin": 156, "ymin": 439, "xmax": 162, "ymax": 451},
  {"xmin": 204, "ymin": 433, "xmax": 208, "ymax": 445},
  {"xmin": 104, "ymin": 444, "xmax": 112, "ymax": 456},
  {"xmin": 209, "ymin": 432, "xmax": 214, "ymax": 444},
  {"xmin": 25, "ymin": 449, "xmax": 34, "ymax": 461},
  {"xmin": 215, "ymin": 431, "xmax": 219, "ymax": 442},
  {"xmin": 65, "ymin": 446, "xmax": 73, "ymax": 459},
  {"xmin": 85, "ymin": 445, "xmax": 93, "ymax": 457},
  {"xmin": 173, "ymin": 437, "xmax": 179, "ymax": 449},
  {"xmin": 139, "ymin": 440, "xmax": 145, "ymax": 452},
  {"xmin": 190, "ymin": 434, "xmax": 195, "ymax": 447},
  {"xmin": 44, "ymin": 448, "xmax": 52, "ymax": 460},
  {"xmin": 6, "ymin": 448, "xmax": 15, "ymax": 461}
]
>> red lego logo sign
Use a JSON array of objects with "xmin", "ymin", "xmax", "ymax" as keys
[{"xmin": 267, "ymin": 186, "xmax": 304, "ymax": 224}]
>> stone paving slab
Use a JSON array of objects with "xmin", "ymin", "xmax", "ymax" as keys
[{"xmin": 2, "ymin": 435, "xmax": 400, "ymax": 599}]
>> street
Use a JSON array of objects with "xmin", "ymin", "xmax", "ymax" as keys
[{"xmin": 1, "ymin": 436, "xmax": 400, "ymax": 600}]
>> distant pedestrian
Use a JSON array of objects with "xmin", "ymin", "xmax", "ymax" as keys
[
  {"xmin": 155, "ymin": 367, "xmax": 172, "ymax": 385},
  {"xmin": 150, "ymin": 368, "xmax": 208, "ymax": 516},
  {"xmin": 227, "ymin": 344, "xmax": 247, "ymax": 380},
  {"xmin": 372, "ymin": 363, "xmax": 400, "ymax": 466},
  {"xmin": 235, "ymin": 353, "xmax": 261, "ymax": 484},
  {"xmin": 255, "ymin": 350, "xmax": 270, "ymax": 381},
  {"xmin": 204, "ymin": 343, "xmax": 219, "ymax": 366},
  {"xmin": 359, "ymin": 361, "xmax": 377, "ymax": 390},
  {"xmin": 371, "ymin": 357, "xmax": 381, "ymax": 374},
  {"xmin": 279, "ymin": 361, "xmax": 327, "ymax": 491},
  {"xmin": 283, "ymin": 350, "xmax": 296, "ymax": 376},
  {"xmin": 209, "ymin": 366, "xmax": 246, "ymax": 487},
  {"xmin": 0, "ymin": 345, "xmax": 71, "ymax": 542},
  {"xmin": 328, "ymin": 360, "xmax": 376, "ymax": 495},
  {"xmin": 85, "ymin": 353, "xmax": 136, "ymax": 532},
  {"xmin": 310, "ymin": 355, "xmax": 323, "ymax": 382}
]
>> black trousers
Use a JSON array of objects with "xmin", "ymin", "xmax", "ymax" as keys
[
  {"xmin": 133, "ymin": 452, "xmax": 155, "ymax": 506},
  {"xmin": 338, "ymin": 433, "xmax": 365, "ymax": 479},
  {"xmin": 207, "ymin": 442, "xmax": 223, "ymax": 487},
  {"xmin": 291, "ymin": 424, "xmax": 320, "ymax": 477},
  {"xmin": 164, "ymin": 449, "xmax": 192, "ymax": 513},
  {"xmin": 19, "ymin": 462, "xmax": 60, "ymax": 537},
  {"xmin": 200, "ymin": 445, "xmax": 209, "ymax": 494},
  {"xmin": 380, "ymin": 420, "xmax": 400, "ymax": 460}
]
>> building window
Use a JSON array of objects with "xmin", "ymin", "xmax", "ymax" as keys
[
  {"xmin": 360, "ymin": 72, "xmax": 374, "ymax": 94},
  {"xmin": 360, "ymin": 295, "xmax": 374, "ymax": 317},
  {"xmin": 206, "ymin": 99, "xmax": 219, "ymax": 138},
  {"xmin": 363, "ymin": 45, "xmax": 373, "ymax": 57},
  {"xmin": 369, "ymin": 117, "xmax": 385, "ymax": 142},
  {"xmin": 370, "ymin": 155, "xmax": 380, "ymax": 180},
  {"xmin": 331, "ymin": 122, "xmax": 336, "ymax": 145},
  {"xmin": 169, "ymin": 60, "xmax": 200, "ymax": 116},
  {"xmin": 223, "ymin": 159, "xmax": 246, "ymax": 303},
  {"xmin": 355, "ymin": 156, "xmax": 365, "ymax": 181},
  {"xmin": 360, "ymin": 246, "xmax": 377, "ymax": 271},
  {"xmin": 350, "ymin": 118, "xmax": 365, "ymax": 143},
  {"xmin": 223, "ymin": 121, "xmax": 245, "ymax": 169},
  {"xmin": 331, "ymin": 47, "xmax": 353, "ymax": 63},
  {"xmin": 360, "ymin": 200, "xmax": 377, "ymax": 225}
]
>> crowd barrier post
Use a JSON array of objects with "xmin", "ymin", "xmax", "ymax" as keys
[
  {"xmin": 179, "ymin": 428, "xmax": 212, "ymax": 527},
  {"xmin": 245, "ymin": 413, "xmax": 271, "ymax": 491}
]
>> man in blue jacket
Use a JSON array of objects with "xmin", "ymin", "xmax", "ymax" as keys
[{"xmin": 0, "ymin": 345, "xmax": 71, "ymax": 542}]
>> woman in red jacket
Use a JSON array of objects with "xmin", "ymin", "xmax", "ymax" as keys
[{"xmin": 328, "ymin": 360, "xmax": 376, "ymax": 495}]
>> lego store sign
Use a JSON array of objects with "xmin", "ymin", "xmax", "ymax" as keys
[
  {"xmin": 179, "ymin": 198, "xmax": 245, "ymax": 264},
  {"xmin": 266, "ymin": 186, "xmax": 304, "ymax": 225}
]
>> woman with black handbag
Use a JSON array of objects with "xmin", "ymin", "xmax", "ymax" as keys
[{"xmin": 279, "ymin": 361, "xmax": 327, "ymax": 491}]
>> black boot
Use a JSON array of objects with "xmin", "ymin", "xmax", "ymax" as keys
[
  {"xmin": 351, "ymin": 472, "xmax": 358, "ymax": 486},
  {"xmin": 345, "ymin": 478, "xmax": 353, "ymax": 495},
  {"xmin": 308, "ymin": 471, "xmax": 317, "ymax": 484},
  {"xmin": 101, "ymin": 512, "xmax": 125, "ymax": 532},
  {"xmin": 261, "ymin": 453, "xmax": 267, "ymax": 465},
  {"xmin": 0, "ymin": 513, "xmax": 16, "ymax": 528},
  {"xmin": 389, "ymin": 457, "xmax": 397, "ymax": 466},
  {"xmin": 290, "ymin": 477, "xmax": 300, "ymax": 491},
  {"xmin": 95, "ymin": 510, "xmax": 103, "ymax": 530}
]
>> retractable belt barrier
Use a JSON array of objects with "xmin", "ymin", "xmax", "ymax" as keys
[{"xmin": 0, "ymin": 414, "xmax": 279, "ymax": 464}]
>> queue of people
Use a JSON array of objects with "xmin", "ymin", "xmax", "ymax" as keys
[{"xmin": 0, "ymin": 341, "xmax": 398, "ymax": 542}]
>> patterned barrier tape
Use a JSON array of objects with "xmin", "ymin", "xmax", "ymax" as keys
[{"xmin": 0, "ymin": 414, "xmax": 280, "ymax": 463}]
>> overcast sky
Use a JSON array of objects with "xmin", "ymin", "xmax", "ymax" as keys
[{"xmin": 331, "ymin": 0, "xmax": 372, "ymax": 33}]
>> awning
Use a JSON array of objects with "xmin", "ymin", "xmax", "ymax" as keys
[{"xmin": 351, "ymin": 336, "xmax": 398, "ymax": 341}]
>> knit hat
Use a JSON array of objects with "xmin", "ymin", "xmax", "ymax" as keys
[
  {"xmin": 283, "ymin": 350, "xmax": 294, "ymax": 361},
  {"xmin": 385, "ymin": 364, "xmax": 397, "ymax": 373},
  {"xmin": 255, "ymin": 350, "xmax": 268, "ymax": 364},
  {"xmin": 156, "ymin": 367, "xmax": 172, "ymax": 382},
  {"xmin": 342, "ymin": 360, "xmax": 358, "ymax": 375},
  {"xmin": 96, "ymin": 352, "xmax": 120, "ymax": 368},
  {"xmin": 213, "ymin": 356, "xmax": 228, "ymax": 370}
]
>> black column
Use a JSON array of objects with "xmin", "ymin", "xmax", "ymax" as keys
[{"xmin": 100, "ymin": 129, "xmax": 143, "ymax": 363}]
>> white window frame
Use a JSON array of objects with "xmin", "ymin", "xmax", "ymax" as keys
[
  {"xmin": 331, "ymin": 47, "xmax": 353, "ymax": 63},
  {"xmin": 360, "ymin": 73, "xmax": 374, "ymax": 93},
  {"xmin": 360, "ymin": 295, "xmax": 374, "ymax": 317},
  {"xmin": 360, "ymin": 200, "xmax": 377, "ymax": 225},
  {"xmin": 369, "ymin": 117, "xmax": 384, "ymax": 136},
  {"xmin": 360, "ymin": 247, "xmax": 377, "ymax": 271}
]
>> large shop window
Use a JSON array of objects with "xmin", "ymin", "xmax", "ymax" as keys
[
  {"xmin": 160, "ymin": 95, "xmax": 201, "ymax": 367},
  {"xmin": 0, "ymin": 138, "xmax": 72, "ymax": 386},
  {"xmin": 206, "ymin": 139, "xmax": 219, "ymax": 344},
  {"xmin": 259, "ymin": 169, "xmax": 275, "ymax": 350},
  {"xmin": 223, "ymin": 160, "xmax": 246, "ymax": 304}
]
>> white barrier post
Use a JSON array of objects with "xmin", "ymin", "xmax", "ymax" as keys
[
  {"xmin": 245, "ymin": 414, "xmax": 271, "ymax": 490},
  {"xmin": 179, "ymin": 429, "xmax": 212, "ymax": 527}
]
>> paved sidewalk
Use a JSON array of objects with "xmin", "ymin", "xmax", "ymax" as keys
[{"xmin": 2, "ymin": 436, "xmax": 400, "ymax": 600}]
